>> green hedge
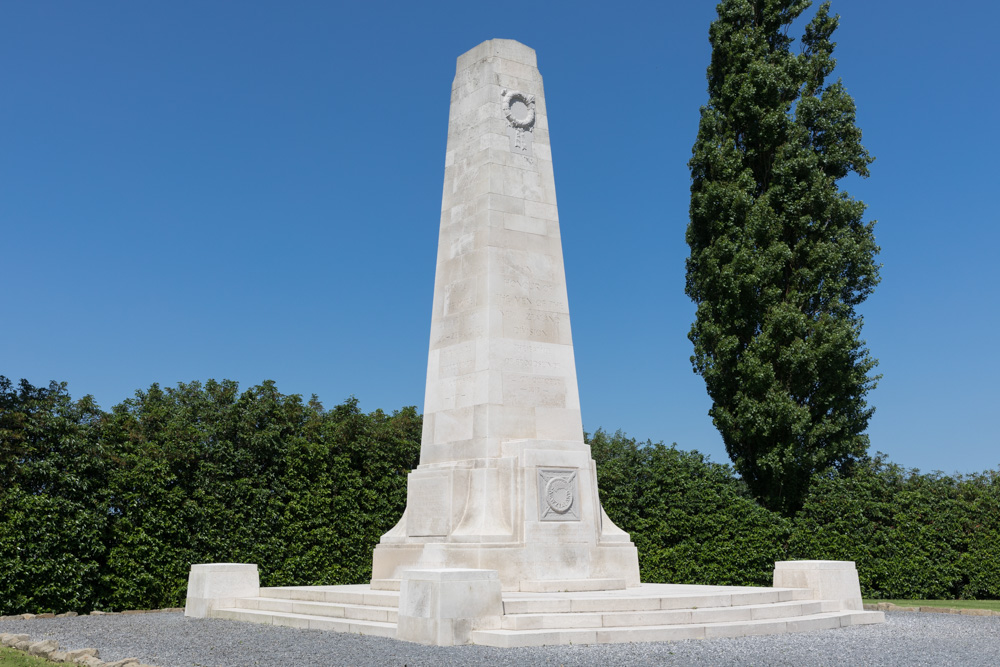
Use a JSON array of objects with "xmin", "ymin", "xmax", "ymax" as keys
[
  {"xmin": 0, "ymin": 378, "xmax": 109, "ymax": 615},
  {"xmin": 790, "ymin": 457, "xmax": 1000, "ymax": 599},
  {"xmin": 0, "ymin": 377, "xmax": 419, "ymax": 614},
  {"xmin": 1, "ymin": 375, "xmax": 998, "ymax": 614},
  {"xmin": 590, "ymin": 429, "xmax": 791, "ymax": 587},
  {"xmin": 590, "ymin": 429, "xmax": 1000, "ymax": 600}
]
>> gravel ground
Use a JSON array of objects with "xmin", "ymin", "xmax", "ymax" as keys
[{"xmin": 2, "ymin": 612, "xmax": 999, "ymax": 667}]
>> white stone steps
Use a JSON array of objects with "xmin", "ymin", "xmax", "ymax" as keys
[
  {"xmin": 373, "ymin": 579, "xmax": 633, "ymax": 593},
  {"xmin": 200, "ymin": 579, "xmax": 883, "ymax": 647},
  {"xmin": 500, "ymin": 599, "xmax": 827, "ymax": 630},
  {"xmin": 213, "ymin": 607, "xmax": 397, "ymax": 638},
  {"xmin": 235, "ymin": 597, "xmax": 398, "ymax": 623},
  {"xmin": 259, "ymin": 586, "xmax": 399, "ymax": 607},
  {"xmin": 369, "ymin": 579, "xmax": 400, "ymax": 591},
  {"xmin": 518, "ymin": 578, "xmax": 628, "ymax": 592},
  {"xmin": 500, "ymin": 587, "xmax": 809, "ymax": 615},
  {"xmin": 473, "ymin": 610, "xmax": 885, "ymax": 647}
]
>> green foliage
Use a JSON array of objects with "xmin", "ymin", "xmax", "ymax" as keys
[
  {"xmin": 589, "ymin": 429, "xmax": 791, "ymax": 587},
  {"xmin": 0, "ymin": 377, "xmax": 108, "ymax": 615},
  {"xmin": 96, "ymin": 381, "xmax": 420, "ymax": 609},
  {"xmin": 591, "ymin": 430, "xmax": 1000, "ymax": 599},
  {"xmin": 267, "ymin": 398, "xmax": 420, "ymax": 588},
  {"xmin": 791, "ymin": 456, "xmax": 1000, "ymax": 599},
  {"xmin": 2, "ymin": 374, "xmax": 998, "ymax": 611},
  {"xmin": 0, "ymin": 376, "xmax": 419, "ymax": 614},
  {"xmin": 686, "ymin": 0, "xmax": 880, "ymax": 515}
]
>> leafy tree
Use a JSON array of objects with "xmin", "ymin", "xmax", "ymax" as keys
[
  {"xmin": 590, "ymin": 429, "xmax": 790, "ymax": 586},
  {"xmin": 0, "ymin": 377, "xmax": 109, "ymax": 614},
  {"xmin": 269, "ymin": 398, "xmax": 420, "ymax": 586},
  {"xmin": 685, "ymin": 0, "xmax": 880, "ymax": 514},
  {"xmin": 791, "ymin": 456, "xmax": 1000, "ymax": 599},
  {"xmin": 98, "ymin": 380, "xmax": 421, "ymax": 609}
]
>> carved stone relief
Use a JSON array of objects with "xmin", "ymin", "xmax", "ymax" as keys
[
  {"xmin": 502, "ymin": 88, "xmax": 535, "ymax": 156},
  {"xmin": 537, "ymin": 467, "xmax": 580, "ymax": 521}
]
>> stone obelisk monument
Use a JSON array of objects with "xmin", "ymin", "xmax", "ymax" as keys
[{"xmin": 372, "ymin": 39, "xmax": 640, "ymax": 592}]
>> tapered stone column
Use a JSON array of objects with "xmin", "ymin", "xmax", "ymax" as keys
[{"xmin": 372, "ymin": 39, "xmax": 640, "ymax": 592}]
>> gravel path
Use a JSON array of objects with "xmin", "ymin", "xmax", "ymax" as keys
[{"xmin": 2, "ymin": 612, "xmax": 999, "ymax": 666}]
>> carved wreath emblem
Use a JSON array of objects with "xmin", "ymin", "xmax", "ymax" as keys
[
  {"xmin": 545, "ymin": 476, "xmax": 574, "ymax": 513},
  {"xmin": 502, "ymin": 89, "xmax": 535, "ymax": 130},
  {"xmin": 537, "ymin": 468, "xmax": 580, "ymax": 521}
]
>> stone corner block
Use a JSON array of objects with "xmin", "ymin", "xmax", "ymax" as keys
[
  {"xmin": 396, "ymin": 568, "xmax": 503, "ymax": 646},
  {"xmin": 184, "ymin": 563, "xmax": 259, "ymax": 618},
  {"xmin": 773, "ymin": 560, "xmax": 864, "ymax": 611}
]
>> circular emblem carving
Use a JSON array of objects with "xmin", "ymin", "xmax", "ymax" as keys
[
  {"xmin": 502, "ymin": 89, "xmax": 535, "ymax": 130},
  {"xmin": 545, "ymin": 476, "xmax": 574, "ymax": 514}
]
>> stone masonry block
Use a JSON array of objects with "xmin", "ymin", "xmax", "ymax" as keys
[
  {"xmin": 773, "ymin": 560, "xmax": 864, "ymax": 611},
  {"xmin": 397, "ymin": 569, "xmax": 503, "ymax": 645},
  {"xmin": 184, "ymin": 563, "xmax": 259, "ymax": 618}
]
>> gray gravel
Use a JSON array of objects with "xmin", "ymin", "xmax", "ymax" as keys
[{"xmin": 2, "ymin": 612, "xmax": 999, "ymax": 666}]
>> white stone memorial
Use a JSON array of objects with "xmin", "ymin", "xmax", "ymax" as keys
[
  {"xmin": 370, "ymin": 38, "xmax": 640, "ymax": 593},
  {"xmin": 185, "ymin": 39, "xmax": 885, "ymax": 647}
]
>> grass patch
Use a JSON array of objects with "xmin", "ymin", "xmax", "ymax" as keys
[
  {"xmin": 0, "ymin": 646, "xmax": 54, "ymax": 667},
  {"xmin": 865, "ymin": 599, "xmax": 1000, "ymax": 612}
]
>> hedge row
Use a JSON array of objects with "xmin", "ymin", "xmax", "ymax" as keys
[
  {"xmin": 0, "ymin": 377, "xmax": 419, "ymax": 614},
  {"xmin": 1, "ymin": 376, "xmax": 998, "ymax": 614},
  {"xmin": 591, "ymin": 430, "xmax": 1000, "ymax": 599}
]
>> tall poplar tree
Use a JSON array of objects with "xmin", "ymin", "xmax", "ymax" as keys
[{"xmin": 686, "ymin": 0, "xmax": 880, "ymax": 515}]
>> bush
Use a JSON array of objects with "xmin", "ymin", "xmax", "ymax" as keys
[
  {"xmin": 97, "ymin": 381, "xmax": 421, "ymax": 609},
  {"xmin": 590, "ymin": 429, "xmax": 791, "ymax": 587},
  {"xmin": 0, "ymin": 377, "xmax": 108, "ymax": 614},
  {"xmin": 0, "ymin": 376, "xmax": 420, "ymax": 613},
  {"xmin": 791, "ymin": 456, "xmax": 1000, "ymax": 599}
]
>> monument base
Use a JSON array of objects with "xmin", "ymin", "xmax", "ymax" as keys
[
  {"xmin": 371, "ymin": 540, "xmax": 640, "ymax": 592},
  {"xmin": 371, "ymin": 440, "xmax": 641, "ymax": 592},
  {"xmin": 196, "ymin": 560, "xmax": 885, "ymax": 646}
]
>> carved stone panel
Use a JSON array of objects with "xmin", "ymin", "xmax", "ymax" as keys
[
  {"xmin": 536, "ymin": 467, "xmax": 580, "ymax": 521},
  {"xmin": 407, "ymin": 471, "xmax": 452, "ymax": 536}
]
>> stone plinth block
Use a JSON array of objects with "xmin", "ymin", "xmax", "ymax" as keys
[
  {"xmin": 396, "ymin": 568, "xmax": 503, "ymax": 645},
  {"xmin": 773, "ymin": 560, "xmax": 864, "ymax": 611},
  {"xmin": 184, "ymin": 563, "xmax": 260, "ymax": 618}
]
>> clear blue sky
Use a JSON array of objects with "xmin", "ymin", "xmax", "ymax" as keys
[{"xmin": 3, "ymin": 1, "xmax": 998, "ymax": 475}]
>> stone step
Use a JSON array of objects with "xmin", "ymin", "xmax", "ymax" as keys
[
  {"xmin": 518, "ymin": 578, "xmax": 627, "ymax": 592},
  {"xmin": 500, "ymin": 587, "xmax": 810, "ymax": 615},
  {"xmin": 259, "ymin": 585, "xmax": 399, "ymax": 607},
  {"xmin": 213, "ymin": 607, "xmax": 397, "ymax": 638},
  {"xmin": 473, "ymin": 610, "xmax": 886, "ymax": 647},
  {"xmin": 500, "ymin": 599, "xmax": 827, "ymax": 630},
  {"xmin": 235, "ymin": 597, "xmax": 398, "ymax": 623}
]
